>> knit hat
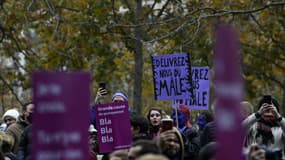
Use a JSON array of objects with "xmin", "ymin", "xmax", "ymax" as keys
[
  {"xmin": 2, "ymin": 109, "xmax": 20, "ymax": 121},
  {"xmin": 112, "ymin": 92, "xmax": 128, "ymax": 101}
]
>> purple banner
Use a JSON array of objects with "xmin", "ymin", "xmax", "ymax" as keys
[
  {"xmin": 32, "ymin": 72, "xmax": 91, "ymax": 160},
  {"xmin": 172, "ymin": 66, "xmax": 210, "ymax": 110},
  {"xmin": 95, "ymin": 102, "xmax": 132, "ymax": 153},
  {"xmin": 214, "ymin": 24, "xmax": 245, "ymax": 160},
  {"xmin": 151, "ymin": 53, "xmax": 192, "ymax": 100}
]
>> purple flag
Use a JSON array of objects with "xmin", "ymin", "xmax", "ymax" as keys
[
  {"xmin": 214, "ymin": 24, "xmax": 245, "ymax": 160},
  {"xmin": 32, "ymin": 72, "xmax": 91, "ymax": 160},
  {"xmin": 151, "ymin": 53, "xmax": 192, "ymax": 100},
  {"xmin": 172, "ymin": 66, "xmax": 210, "ymax": 110},
  {"xmin": 95, "ymin": 102, "xmax": 132, "ymax": 153}
]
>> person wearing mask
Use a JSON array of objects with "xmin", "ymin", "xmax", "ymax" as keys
[
  {"xmin": 146, "ymin": 107, "xmax": 163, "ymax": 139},
  {"xmin": 5, "ymin": 102, "xmax": 34, "ymax": 154},
  {"xmin": 2, "ymin": 109, "xmax": 20, "ymax": 130}
]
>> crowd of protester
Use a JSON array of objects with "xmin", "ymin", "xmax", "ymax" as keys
[
  {"xmin": 87, "ymin": 87, "xmax": 285, "ymax": 160},
  {"xmin": 0, "ymin": 86, "xmax": 284, "ymax": 160}
]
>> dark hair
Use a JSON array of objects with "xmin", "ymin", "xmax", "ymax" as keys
[
  {"xmin": 200, "ymin": 111, "xmax": 214, "ymax": 123},
  {"xmin": 147, "ymin": 107, "xmax": 163, "ymax": 121},
  {"xmin": 130, "ymin": 115, "xmax": 149, "ymax": 134},
  {"xmin": 131, "ymin": 139, "xmax": 161, "ymax": 157},
  {"xmin": 258, "ymin": 95, "xmax": 280, "ymax": 112},
  {"xmin": 22, "ymin": 102, "xmax": 33, "ymax": 112}
]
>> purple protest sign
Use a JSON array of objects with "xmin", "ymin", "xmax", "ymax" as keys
[
  {"xmin": 32, "ymin": 72, "xmax": 90, "ymax": 160},
  {"xmin": 95, "ymin": 102, "xmax": 132, "ymax": 153},
  {"xmin": 172, "ymin": 66, "xmax": 210, "ymax": 110},
  {"xmin": 214, "ymin": 24, "xmax": 245, "ymax": 160},
  {"xmin": 151, "ymin": 53, "xmax": 192, "ymax": 100}
]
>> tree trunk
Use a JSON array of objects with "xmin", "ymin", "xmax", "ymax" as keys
[{"xmin": 133, "ymin": 0, "xmax": 143, "ymax": 114}]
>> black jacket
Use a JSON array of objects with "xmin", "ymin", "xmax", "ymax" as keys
[
  {"xmin": 200, "ymin": 121, "xmax": 216, "ymax": 148},
  {"xmin": 17, "ymin": 124, "xmax": 32, "ymax": 160}
]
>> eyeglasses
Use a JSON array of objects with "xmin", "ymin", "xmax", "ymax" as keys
[{"xmin": 150, "ymin": 113, "xmax": 161, "ymax": 118}]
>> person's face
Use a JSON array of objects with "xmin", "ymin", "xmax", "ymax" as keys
[
  {"xmin": 113, "ymin": 96, "xmax": 125, "ymax": 103},
  {"xmin": 24, "ymin": 104, "xmax": 34, "ymax": 116},
  {"xmin": 149, "ymin": 110, "xmax": 162, "ymax": 126},
  {"xmin": 4, "ymin": 116, "xmax": 16, "ymax": 127},
  {"xmin": 262, "ymin": 107, "xmax": 277, "ymax": 122},
  {"xmin": 160, "ymin": 132, "xmax": 181, "ymax": 158},
  {"xmin": 128, "ymin": 146, "xmax": 141, "ymax": 160},
  {"xmin": 24, "ymin": 104, "xmax": 34, "ymax": 123}
]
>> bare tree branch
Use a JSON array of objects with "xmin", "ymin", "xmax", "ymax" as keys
[
  {"xmin": 122, "ymin": 0, "xmax": 133, "ymax": 13},
  {"xmin": 144, "ymin": 0, "xmax": 158, "ymax": 17},
  {"xmin": 0, "ymin": 74, "xmax": 23, "ymax": 106},
  {"xmin": 155, "ymin": 0, "xmax": 170, "ymax": 19},
  {"xmin": 55, "ymin": 5, "xmax": 80, "ymax": 12},
  {"xmin": 27, "ymin": 0, "xmax": 37, "ymax": 11},
  {"xmin": 45, "ymin": 0, "xmax": 55, "ymax": 15},
  {"xmin": 170, "ymin": 17, "xmax": 201, "ymax": 53}
]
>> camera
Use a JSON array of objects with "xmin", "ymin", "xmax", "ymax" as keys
[{"xmin": 257, "ymin": 145, "xmax": 283, "ymax": 160}]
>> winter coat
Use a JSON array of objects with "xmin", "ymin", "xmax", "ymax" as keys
[
  {"xmin": 17, "ymin": 124, "xmax": 32, "ymax": 160},
  {"xmin": 5, "ymin": 115, "xmax": 29, "ymax": 153}
]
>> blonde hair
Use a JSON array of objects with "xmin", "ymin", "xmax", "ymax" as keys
[{"xmin": 0, "ymin": 132, "xmax": 15, "ymax": 151}]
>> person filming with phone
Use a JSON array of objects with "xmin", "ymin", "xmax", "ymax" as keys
[
  {"xmin": 243, "ymin": 95, "xmax": 285, "ymax": 159},
  {"xmin": 157, "ymin": 119, "xmax": 185, "ymax": 160},
  {"xmin": 170, "ymin": 105, "xmax": 200, "ymax": 160}
]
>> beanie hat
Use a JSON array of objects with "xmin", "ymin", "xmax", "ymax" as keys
[
  {"xmin": 2, "ymin": 109, "xmax": 20, "ymax": 121},
  {"xmin": 112, "ymin": 92, "xmax": 128, "ymax": 101},
  {"xmin": 258, "ymin": 95, "xmax": 280, "ymax": 112}
]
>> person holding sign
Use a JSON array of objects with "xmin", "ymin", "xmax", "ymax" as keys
[
  {"xmin": 171, "ymin": 105, "xmax": 200, "ymax": 160},
  {"xmin": 112, "ymin": 92, "xmax": 128, "ymax": 103}
]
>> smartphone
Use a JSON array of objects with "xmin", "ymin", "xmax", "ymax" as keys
[
  {"xmin": 99, "ymin": 82, "xmax": 107, "ymax": 96},
  {"xmin": 99, "ymin": 82, "xmax": 106, "ymax": 89},
  {"xmin": 161, "ymin": 118, "xmax": 173, "ymax": 132},
  {"xmin": 263, "ymin": 95, "xmax": 272, "ymax": 104}
]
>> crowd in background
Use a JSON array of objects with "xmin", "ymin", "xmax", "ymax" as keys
[
  {"xmin": 0, "ymin": 87, "xmax": 284, "ymax": 160},
  {"xmin": 89, "ymin": 88, "xmax": 285, "ymax": 160}
]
